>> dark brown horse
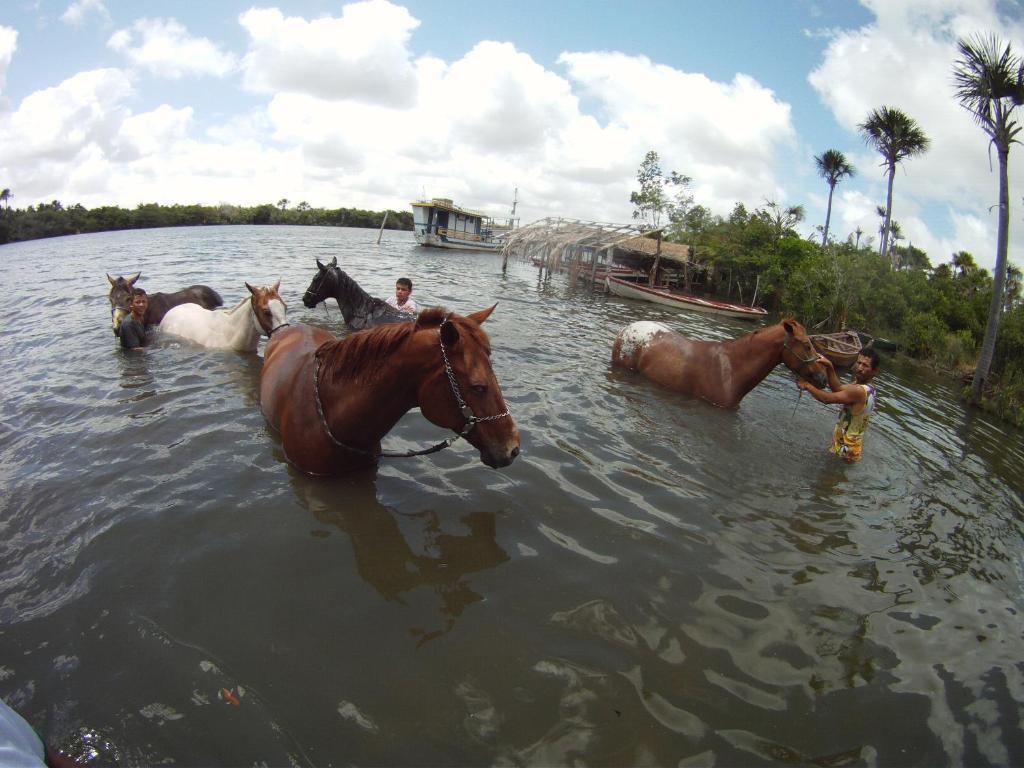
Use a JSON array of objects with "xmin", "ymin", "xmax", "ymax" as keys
[
  {"xmin": 611, "ymin": 318, "xmax": 828, "ymax": 408},
  {"xmin": 260, "ymin": 306, "xmax": 520, "ymax": 475},
  {"xmin": 107, "ymin": 272, "xmax": 223, "ymax": 336}
]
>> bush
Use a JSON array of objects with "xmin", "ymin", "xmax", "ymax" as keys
[{"xmin": 902, "ymin": 311, "xmax": 947, "ymax": 358}]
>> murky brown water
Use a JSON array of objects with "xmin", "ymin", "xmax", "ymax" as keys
[{"xmin": 1, "ymin": 225, "xmax": 1022, "ymax": 766}]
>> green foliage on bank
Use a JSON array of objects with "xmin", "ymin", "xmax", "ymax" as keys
[
  {"xmin": 0, "ymin": 200, "xmax": 413, "ymax": 245},
  {"xmin": 659, "ymin": 200, "xmax": 1023, "ymax": 426}
]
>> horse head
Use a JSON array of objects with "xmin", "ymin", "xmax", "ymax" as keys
[
  {"xmin": 107, "ymin": 272, "xmax": 141, "ymax": 335},
  {"xmin": 780, "ymin": 319, "xmax": 828, "ymax": 389},
  {"xmin": 303, "ymin": 257, "xmax": 338, "ymax": 309},
  {"xmin": 413, "ymin": 306, "xmax": 520, "ymax": 469},
  {"xmin": 245, "ymin": 279, "xmax": 288, "ymax": 337}
]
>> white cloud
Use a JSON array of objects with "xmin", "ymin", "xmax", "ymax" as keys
[
  {"xmin": 559, "ymin": 51, "xmax": 796, "ymax": 216},
  {"xmin": 808, "ymin": 0, "xmax": 1024, "ymax": 269},
  {"xmin": 107, "ymin": 18, "xmax": 238, "ymax": 79},
  {"xmin": 0, "ymin": 26, "xmax": 17, "ymax": 97},
  {"xmin": 61, "ymin": 0, "xmax": 110, "ymax": 27},
  {"xmin": 239, "ymin": 0, "xmax": 420, "ymax": 108}
]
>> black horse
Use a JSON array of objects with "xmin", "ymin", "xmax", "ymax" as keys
[
  {"xmin": 302, "ymin": 257, "xmax": 413, "ymax": 329},
  {"xmin": 107, "ymin": 272, "xmax": 223, "ymax": 336}
]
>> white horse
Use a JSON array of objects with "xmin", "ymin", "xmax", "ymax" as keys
[{"xmin": 161, "ymin": 281, "xmax": 288, "ymax": 352}]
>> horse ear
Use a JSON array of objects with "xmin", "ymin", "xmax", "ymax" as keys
[
  {"xmin": 107, "ymin": 273, "xmax": 116, "ymax": 286},
  {"xmin": 316, "ymin": 259, "xmax": 326, "ymax": 271},
  {"xmin": 272, "ymin": 279, "xmax": 281, "ymax": 293},
  {"xmin": 466, "ymin": 304, "xmax": 497, "ymax": 325},
  {"xmin": 440, "ymin": 318, "xmax": 460, "ymax": 347},
  {"xmin": 245, "ymin": 282, "xmax": 256, "ymax": 296},
  {"xmin": 330, "ymin": 257, "xmax": 337, "ymax": 267},
  {"xmin": 127, "ymin": 272, "xmax": 141, "ymax": 286},
  {"xmin": 782, "ymin": 320, "xmax": 795, "ymax": 338}
]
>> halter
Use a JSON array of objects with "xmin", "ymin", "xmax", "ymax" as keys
[
  {"xmin": 312, "ymin": 314, "xmax": 511, "ymax": 459},
  {"xmin": 783, "ymin": 336, "xmax": 820, "ymax": 366},
  {"xmin": 266, "ymin": 322, "xmax": 290, "ymax": 338}
]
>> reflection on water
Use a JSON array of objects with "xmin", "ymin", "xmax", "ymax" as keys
[
  {"xmin": 0, "ymin": 226, "xmax": 1021, "ymax": 766},
  {"xmin": 291, "ymin": 471, "xmax": 509, "ymax": 645}
]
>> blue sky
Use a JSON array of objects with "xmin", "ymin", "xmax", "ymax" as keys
[{"xmin": 1, "ymin": 0, "xmax": 1023, "ymax": 270}]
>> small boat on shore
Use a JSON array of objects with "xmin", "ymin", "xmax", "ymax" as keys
[
  {"xmin": 605, "ymin": 275, "xmax": 768, "ymax": 321},
  {"xmin": 810, "ymin": 330, "xmax": 863, "ymax": 368},
  {"xmin": 411, "ymin": 197, "xmax": 517, "ymax": 253}
]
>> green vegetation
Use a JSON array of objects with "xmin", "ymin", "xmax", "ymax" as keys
[
  {"xmin": 0, "ymin": 200, "xmax": 412, "ymax": 246},
  {"xmin": 628, "ymin": 162, "xmax": 1023, "ymax": 427}
]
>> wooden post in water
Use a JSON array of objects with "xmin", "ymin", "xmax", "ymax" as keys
[{"xmin": 376, "ymin": 211, "xmax": 389, "ymax": 244}]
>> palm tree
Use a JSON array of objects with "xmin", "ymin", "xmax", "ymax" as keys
[
  {"xmin": 953, "ymin": 33, "xmax": 1024, "ymax": 403},
  {"xmin": 814, "ymin": 150, "xmax": 855, "ymax": 247},
  {"xmin": 951, "ymin": 250, "xmax": 978, "ymax": 278},
  {"xmin": 0, "ymin": 188, "xmax": 10, "ymax": 211},
  {"xmin": 858, "ymin": 106, "xmax": 930, "ymax": 261}
]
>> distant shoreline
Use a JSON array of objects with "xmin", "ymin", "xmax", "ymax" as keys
[{"xmin": 0, "ymin": 201, "xmax": 413, "ymax": 247}]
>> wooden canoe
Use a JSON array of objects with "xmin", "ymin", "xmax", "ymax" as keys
[{"xmin": 810, "ymin": 330, "xmax": 863, "ymax": 368}]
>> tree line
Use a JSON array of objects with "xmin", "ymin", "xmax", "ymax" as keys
[
  {"xmin": 0, "ymin": 198, "xmax": 413, "ymax": 245},
  {"xmin": 628, "ymin": 33, "xmax": 1024, "ymax": 426}
]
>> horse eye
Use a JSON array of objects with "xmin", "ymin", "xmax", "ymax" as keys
[{"xmin": 470, "ymin": 384, "xmax": 487, "ymax": 395}]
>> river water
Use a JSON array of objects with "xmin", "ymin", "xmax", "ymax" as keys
[{"xmin": 1, "ymin": 225, "xmax": 1022, "ymax": 767}]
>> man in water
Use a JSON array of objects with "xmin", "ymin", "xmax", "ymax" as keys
[
  {"xmin": 798, "ymin": 348, "xmax": 880, "ymax": 462},
  {"xmin": 119, "ymin": 288, "xmax": 150, "ymax": 350},
  {"xmin": 385, "ymin": 277, "xmax": 419, "ymax": 314}
]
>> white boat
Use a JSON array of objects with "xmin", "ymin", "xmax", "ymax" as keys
[
  {"xmin": 410, "ymin": 197, "xmax": 517, "ymax": 252},
  {"xmin": 605, "ymin": 275, "xmax": 768, "ymax": 321}
]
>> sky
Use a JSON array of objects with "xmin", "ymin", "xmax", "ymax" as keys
[{"xmin": 2, "ymin": 0, "xmax": 1024, "ymax": 271}]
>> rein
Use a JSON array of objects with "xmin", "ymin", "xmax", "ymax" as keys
[{"xmin": 312, "ymin": 314, "xmax": 510, "ymax": 459}]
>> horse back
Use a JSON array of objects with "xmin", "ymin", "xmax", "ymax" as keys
[
  {"xmin": 145, "ymin": 285, "xmax": 223, "ymax": 325},
  {"xmin": 613, "ymin": 322, "xmax": 729, "ymax": 402}
]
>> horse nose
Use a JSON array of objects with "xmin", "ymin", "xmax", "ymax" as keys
[
  {"xmin": 812, "ymin": 372, "xmax": 828, "ymax": 389},
  {"xmin": 510, "ymin": 446, "xmax": 520, "ymax": 460}
]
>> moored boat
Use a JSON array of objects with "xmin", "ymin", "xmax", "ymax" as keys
[
  {"xmin": 810, "ymin": 330, "xmax": 863, "ymax": 368},
  {"xmin": 605, "ymin": 275, "xmax": 768, "ymax": 321},
  {"xmin": 410, "ymin": 197, "xmax": 517, "ymax": 252}
]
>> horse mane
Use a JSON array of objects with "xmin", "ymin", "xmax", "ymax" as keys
[
  {"xmin": 316, "ymin": 306, "xmax": 491, "ymax": 385},
  {"xmin": 225, "ymin": 296, "xmax": 250, "ymax": 315}
]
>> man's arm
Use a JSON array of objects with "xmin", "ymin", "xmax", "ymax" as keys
[
  {"xmin": 816, "ymin": 354, "xmax": 843, "ymax": 392},
  {"xmin": 798, "ymin": 379, "xmax": 865, "ymax": 408}
]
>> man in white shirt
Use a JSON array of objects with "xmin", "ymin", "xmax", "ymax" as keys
[{"xmin": 384, "ymin": 277, "xmax": 419, "ymax": 314}]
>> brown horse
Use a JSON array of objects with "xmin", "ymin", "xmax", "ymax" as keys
[
  {"xmin": 611, "ymin": 318, "xmax": 828, "ymax": 408},
  {"xmin": 107, "ymin": 272, "xmax": 223, "ymax": 336},
  {"xmin": 260, "ymin": 306, "xmax": 520, "ymax": 475}
]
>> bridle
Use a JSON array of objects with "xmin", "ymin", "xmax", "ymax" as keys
[
  {"xmin": 782, "ymin": 335, "xmax": 820, "ymax": 367},
  {"xmin": 302, "ymin": 270, "xmax": 328, "ymax": 307},
  {"xmin": 312, "ymin": 314, "xmax": 511, "ymax": 459}
]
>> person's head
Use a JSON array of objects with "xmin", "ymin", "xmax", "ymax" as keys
[
  {"xmin": 130, "ymin": 288, "xmax": 148, "ymax": 318},
  {"xmin": 853, "ymin": 348, "xmax": 880, "ymax": 383},
  {"xmin": 395, "ymin": 277, "xmax": 413, "ymax": 303}
]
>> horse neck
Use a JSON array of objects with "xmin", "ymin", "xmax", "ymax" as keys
[
  {"xmin": 224, "ymin": 296, "xmax": 262, "ymax": 347},
  {"xmin": 332, "ymin": 272, "xmax": 376, "ymax": 321},
  {"xmin": 318, "ymin": 329, "xmax": 428, "ymax": 442},
  {"xmin": 723, "ymin": 325, "xmax": 786, "ymax": 401}
]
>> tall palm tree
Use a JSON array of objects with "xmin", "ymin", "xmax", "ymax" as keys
[
  {"xmin": 953, "ymin": 33, "xmax": 1024, "ymax": 403},
  {"xmin": 0, "ymin": 188, "xmax": 10, "ymax": 211},
  {"xmin": 814, "ymin": 149, "xmax": 855, "ymax": 247},
  {"xmin": 858, "ymin": 107, "xmax": 930, "ymax": 261}
]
